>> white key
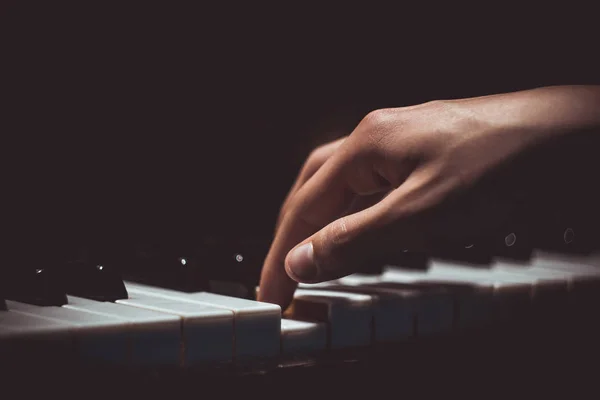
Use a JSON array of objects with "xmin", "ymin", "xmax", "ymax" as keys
[
  {"xmin": 300, "ymin": 279, "xmax": 417, "ymax": 342},
  {"xmin": 429, "ymin": 261, "xmax": 535, "ymax": 320},
  {"xmin": 384, "ymin": 260, "xmax": 537, "ymax": 328},
  {"xmin": 529, "ymin": 252, "xmax": 600, "ymax": 318},
  {"xmin": 339, "ymin": 274, "xmax": 456, "ymax": 337},
  {"xmin": 117, "ymin": 293, "xmax": 233, "ymax": 366},
  {"xmin": 6, "ymin": 300, "xmax": 130, "ymax": 364},
  {"xmin": 124, "ymin": 281, "xmax": 281, "ymax": 362},
  {"xmin": 288, "ymin": 288, "xmax": 373, "ymax": 349},
  {"xmin": 0, "ymin": 310, "xmax": 75, "ymax": 364},
  {"xmin": 280, "ymin": 319, "xmax": 326, "ymax": 355},
  {"xmin": 64, "ymin": 296, "xmax": 182, "ymax": 367},
  {"xmin": 366, "ymin": 275, "xmax": 457, "ymax": 335},
  {"xmin": 426, "ymin": 259, "xmax": 572, "ymax": 323},
  {"xmin": 530, "ymin": 252, "xmax": 600, "ymax": 285}
]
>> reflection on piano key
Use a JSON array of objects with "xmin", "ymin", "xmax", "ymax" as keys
[
  {"xmin": 6, "ymin": 300, "xmax": 130, "ymax": 364},
  {"xmin": 117, "ymin": 293, "xmax": 234, "ymax": 366},
  {"xmin": 286, "ymin": 288, "xmax": 373, "ymax": 349},
  {"xmin": 64, "ymin": 296, "xmax": 183, "ymax": 367},
  {"xmin": 124, "ymin": 281, "xmax": 281, "ymax": 363}
]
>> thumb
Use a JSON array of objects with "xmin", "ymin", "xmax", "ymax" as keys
[{"xmin": 284, "ymin": 204, "xmax": 394, "ymax": 283}]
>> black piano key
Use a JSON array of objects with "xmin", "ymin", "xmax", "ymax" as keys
[
  {"xmin": 2, "ymin": 267, "xmax": 68, "ymax": 306},
  {"xmin": 380, "ymin": 251, "xmax": 430, "ymax": 271},
  {"xmin": 195, "ymin": 238, "xmax": 270, "ymax": 299},
  {"xmin": 58, "ymin": 260, "xmax": 128, "ymax": 302},
  {"xmin": 529, "ymin": 209, "xmax": 585, "ymax": 255},
  {"xmin": 430, "ymin": 241, "xmax": 493, "ymax": 266},
  {"xmin": 120, "ymin": 243, "xmax": 209, "ymax": 293},
  {"xmin": 480, "ymin": 207, "xmax": 534, "ymax": 262}
]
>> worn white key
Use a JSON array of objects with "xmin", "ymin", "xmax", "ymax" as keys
[
  {"xmin": 65, "ymin": 296, "xmax": 182, "ymax": 367},
  {"xmin": 287, "ymin": 288, "xmax": 373, "ymax": 349},
  {"xmin": 280, "ymin": 319, "xmax": 327, "ymax": 355},
  {"xmin": 6, "ymin": 300, "xmax": 130, "ymax": 364},
  {"xmin": 117, "ymin": 293, "xmax": 233, "ymax": 366},
  {"xmin": 124, "ymin": 281, "xmax": 281, "ymax": 362}
]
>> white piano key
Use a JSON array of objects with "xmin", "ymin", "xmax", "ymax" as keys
[
  {"xmin": 0, "ymin": 311, "xmax": 77, "ymax": 367},
  {"xmin": 428, "ymin": 261, "xmax": 535, "ymax": 321},
  {"xmin": 425, "ymin": 259, "xmax": 573, "ymax": 324},
  {"xmin": 337, "ymin": 274, "xmax": 455, "ymax": 337},
  {"xmin": 300, "ymin": 279, "xmax": 417, "ymax": 342},
  {"xmin": 0, "ymin": 311, "xmax": 73, "ymax": 347},
  {"xmin": 529, "ymin": 252, "xmax": 600, "ymax": 285},
  {"xmin": 384, "ymin": 259, "xmax": 544, "ymax": 328},
  {"xmin": 124, "ymin": 281, "xmax": 281, "ymax": 362},
  {"xmin": 6, "ymin": 300, "xmax": 130, "ymax": 364},
  {"xmin": 287, "ymin": 288, "xmax": 373, "ymax": 349},
  {"xmin": 528, "ymin": 252, "xmax": 600, "ymax": 322},
  {"xmin": 280, "ymin": 319, "xmax": 327, "ymax": 355},
  {"xmin": 490, "ymin": 260, "xmax": 571, "ymax": 299},
  {"xmin": 430, "ymin": 260, "xmax": 569, "ymax": 296},
  {"xmin": 64, "ymin": 296, "xmax": 182, "ymax": 367},
  {"xmin": 379, "ymin": 268, "xmax": 481, "ymax": 332},
  {"xmin": 116, "ymin": 293, "xmax": 233, "ymax": 366}
]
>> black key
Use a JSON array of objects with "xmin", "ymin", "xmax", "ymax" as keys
[
  {"xmin": 530, "ymin": 206, "xmax": 597, "ymax": 256},
  {"xmin": 431, "ymin": 241, "xmax": 493, "ymax": 266},
  {"xmin": 196, "ymin": 239, "xmax": 269, "ymax": 299},
  {"xmin": 58, "ymin": 260, "xmax": 128, "ymax": 302},
  {"xmin": 477, "ymin": 208, "xmax": 534, "ymax": 263},
  {"xmin": 121, "ymin": 243, "xmax": 209, "ymax": 293},
  {"xmin": 382, "ymin": 251, "xmax": 430, "ymax": 271},
  {"xmin": 2, "ymin": 267, "xmax": 67, "ymax": 306}
]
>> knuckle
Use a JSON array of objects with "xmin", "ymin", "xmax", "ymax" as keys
[
  {"xmin": 307, "ymin": 144, "xmax": 330, "ymax": 166},
  {"xmin": 360, "ymin": 108, "xmax": 394, "ymax": 131},
  {"xmin": 358, "ymin": 108, "xmax": 405, "ymax": 153},
  {"xmin": 327, "ymin": 216, "xmax": 351, "ymax": 246},
  {"xmin": 304, "ymin": 137, "xmax": 346, "ymax": 175}
]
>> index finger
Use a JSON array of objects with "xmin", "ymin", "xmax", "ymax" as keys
[{"xmin": 257, "ymin": 148, "xmax": 355, "ymax": 309}]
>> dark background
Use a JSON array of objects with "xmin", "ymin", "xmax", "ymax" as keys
[{"xmin": 2, "ymin": 2, "xmax": 599, "ymax": 259}]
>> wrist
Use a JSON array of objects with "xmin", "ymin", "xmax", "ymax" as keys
[{"xmin": 482, "ymin": 85, "xmax": 600, "ymax": 147}]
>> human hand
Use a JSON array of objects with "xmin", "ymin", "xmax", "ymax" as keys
[{"xmin": 258, "ymin": 85, "xmax": 600, "ymax": 309}]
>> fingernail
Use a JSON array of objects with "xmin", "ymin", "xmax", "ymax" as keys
[{"xmin": 286, "ymin": 242, "xmax": 317, "ymax": 281}]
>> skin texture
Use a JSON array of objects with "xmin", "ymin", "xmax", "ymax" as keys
[{"xmin": 258, "ymin": 85, "xmax": 600, "ymax": 310}]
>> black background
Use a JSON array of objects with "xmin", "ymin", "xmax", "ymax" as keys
[{"xmin": 2, "ymin": 2, "xmax": 599, "ymax": 258}]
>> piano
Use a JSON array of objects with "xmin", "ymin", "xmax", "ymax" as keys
[{"xmin": 2, "ymin": 214, "xmax": 600, "ymax": 398}]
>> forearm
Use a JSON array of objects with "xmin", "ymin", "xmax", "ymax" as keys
[{"xmin": 467, "ymin": 85, "xmax": 600, "ymax": 149}]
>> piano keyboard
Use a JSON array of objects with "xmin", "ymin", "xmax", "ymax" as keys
[{"xmin": 2, "ymin": 250, "xmax": 600, "ymax": 395}]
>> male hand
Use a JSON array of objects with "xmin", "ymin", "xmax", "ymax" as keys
[{"xmin": 258, "ymin": 85, "xmax": 600, "ymax": 309}]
